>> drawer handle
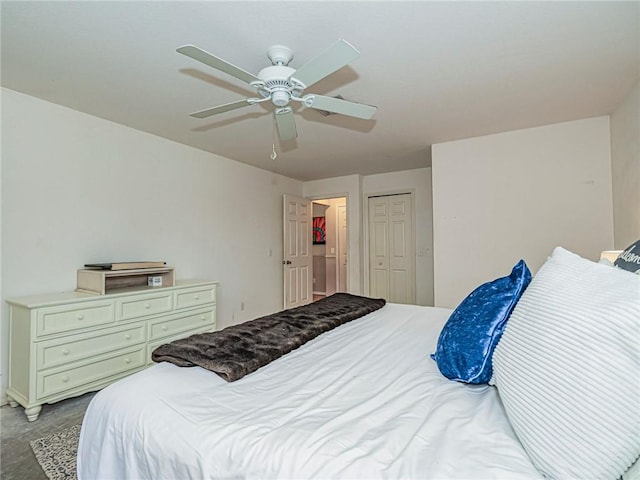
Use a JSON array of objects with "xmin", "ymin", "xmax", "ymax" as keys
[
  {"xmin": 76, "ymin": 314, "xmax": 84, "ymax": 320},
  {"xmin": 61, "ymin": 376, "xmax": 70, "ymax": 383},
  {"xmin": 200, "ymin": 315, "xmax": 206, "ymax": 321},
  {"xmin": 61, "ymin": 348, "xmax": 70, "ymax": 356},
  {"xmin": 194, "ymin": 295, "xmax": 200, "ymax": 300},
  {"xmin": 161, "ymin": 326, "xmax": 168, "ymax": 331},
  {"xmin": 144, "ymin": 303, "xmax": 151, "ymax": 309},
  {"xmin": 124, "ymin": 358, "xmax": 131, "ymax": 364},
  {"xmin": 124, "ymin": 334, "xmax": 132, "ymax": 340}
]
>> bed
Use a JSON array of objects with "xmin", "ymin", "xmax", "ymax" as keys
[{"xmin": 77, "ymin": 246, "xmax": 640, "ymax": 480}]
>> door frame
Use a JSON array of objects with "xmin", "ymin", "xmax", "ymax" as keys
[
  {"xmin": 336, "ymin": 203, "xmax": 348, "ymax": 293},
  {"xmin": 363, "ymin": 189, "xmax": 417, "ymax": 301},
  {"xmin": 307, "ymin": 193, "xmax": 350, "ymax": 295}
]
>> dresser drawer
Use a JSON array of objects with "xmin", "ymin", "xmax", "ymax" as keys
[
  {"xmin": 37, "ymin": 323, "xmax": 146, "ymax": 370},
  {"xmin": 147, "ymin": 324, "xmax": 215, "ymax": 364},
  {"xmin": 116, "ymin": 291, "xmax": 173, "ymax": 321},
  {"xmin": 36, "ymin": 346, "xmax": 146, "ymax": 399},
  {"xmin": 149, "ymin": 308, "xmax": 215, "ymax": 341},
  {"xmin": 175, "ymin": 285, "xmax": 216, "ymax": 310},
  {"xmin": 36, "ymin": 301, "xmax": 114, "ymax": 337}
]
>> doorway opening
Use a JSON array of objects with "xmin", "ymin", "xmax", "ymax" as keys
[{"xmin": 311, "ymin": 197, "xmax": 348, "ymax": 302}]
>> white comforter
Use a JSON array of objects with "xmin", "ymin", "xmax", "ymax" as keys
[{"xmin": 78, "ymin": 303, "xmax": 541, "ymax": 479}]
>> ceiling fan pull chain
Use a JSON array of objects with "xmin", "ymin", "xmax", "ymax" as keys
[{"xmin": 270, "ymin": 115, "xmax": 278, "ymax": 160}]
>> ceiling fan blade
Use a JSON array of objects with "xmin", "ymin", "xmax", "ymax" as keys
[
  {"xmin": 303, "ymin": 94, "xmax": 377, "ymax": 120},
  {"xmin": 290, "ymin": 39, "xmax": 360, "ymax": 89},
  {"xmin": 189, "ymin": 99, "xmax": 254, "ymax": 118},
  {"xmin": 274, "ymin": 107, "xmax": 297, "ymax": 141},
  {"xmin": 177, "ymin": 45, "xmax": 261, "ymax": 85}
]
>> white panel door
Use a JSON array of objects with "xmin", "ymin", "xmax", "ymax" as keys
[
  {"xmin": 388, "ymin": 195, "xmax": 414, "ymax": 304},
  {"xmin": 368, "ymin": 194, "xmax": 415, "ymax": 304},
  {"xmin": 283, "ymin": 195, "xmax": 312, "ymax": 309},
  {"xmin": 368, "ymin": 197, "xmax": 389, "ymax": 299}
]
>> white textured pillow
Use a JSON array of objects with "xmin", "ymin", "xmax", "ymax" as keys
[
  {"xmin": 493, "ymin": 247, "xmax": 640, "ymax": 479},
  {"xmin": 624, "ymin": 459, "xmax": 640, "ymax": 480}
]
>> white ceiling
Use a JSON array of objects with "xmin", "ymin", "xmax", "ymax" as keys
[{"xmin": 2, "ymin": 1, "xmax": 638, "ymax": 181}]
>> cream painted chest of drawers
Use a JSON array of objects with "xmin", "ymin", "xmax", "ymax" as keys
[{"xmin": 6, "ymin": 280, "xmax": 217, "ymax": 421}]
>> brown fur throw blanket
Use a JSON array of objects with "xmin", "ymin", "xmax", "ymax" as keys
[{"xmin": 152, "ymin": 293, "xmax": 386, "ymax": 382}]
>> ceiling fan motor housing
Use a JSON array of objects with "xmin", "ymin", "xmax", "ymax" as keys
[{"xmin": 256, "ymin": 65, "xmax": 301, "ymax": 106}]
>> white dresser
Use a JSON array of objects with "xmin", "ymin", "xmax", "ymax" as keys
[{"xmin": 6, "ymin": 280, "xmax": 217, "ymax": 421}]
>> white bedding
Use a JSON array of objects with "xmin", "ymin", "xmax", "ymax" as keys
[{"xmin": 77, "ymin": 303, "xmax": 541, "ymax": 479}]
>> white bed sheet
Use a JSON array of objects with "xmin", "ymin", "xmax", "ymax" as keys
[{"xmin": 78, "ymin": 303, "xmax": 541, "ymax": 479}]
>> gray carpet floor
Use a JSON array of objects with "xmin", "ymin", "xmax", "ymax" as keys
[{"xmin": 0, "ymin": 392, "xmax": 95, "ymax": 480}]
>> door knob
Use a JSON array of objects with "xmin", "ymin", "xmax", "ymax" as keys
[{"xmin": 282, "ymin": 260, "xmax": 292, "ymax": 265}]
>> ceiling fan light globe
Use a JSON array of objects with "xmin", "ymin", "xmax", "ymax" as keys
[{"xmin": 271, "ymin": 90, "xmax": 291, "ymax": 107}]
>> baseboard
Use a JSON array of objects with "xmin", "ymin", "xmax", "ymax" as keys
[{"xmin": 313, "ymin": 291, "xmax": 326, "ymax": 296}]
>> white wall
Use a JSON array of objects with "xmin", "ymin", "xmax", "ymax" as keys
[
  {"xmin": 363, "ymin": 168, "xmax": 434, "ymax": 306},
  {"xmin": 432, "ymin": 116, "xmax": 614, "ymax": 308},
  {"xmin": 1, "ymin": 88, "xmax": 303, "ymax": 401},
  {"xmin": 610, "ymin": 81, "xmax": 640, "ymax": 249}
]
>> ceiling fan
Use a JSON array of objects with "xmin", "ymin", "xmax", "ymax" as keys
[{"xmin": 177, "ymin": 39, "xmax": 377, "ymax": 141}]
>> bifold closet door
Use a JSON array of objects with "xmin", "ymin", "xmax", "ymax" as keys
[{"xmin": 368, "ymin": 194, "xmax": 415, "ymax": 304}]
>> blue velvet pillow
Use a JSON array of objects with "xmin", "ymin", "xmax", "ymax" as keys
[{"xmin": 431, "ymin": 260, "xmax": 531, "ymax": 384}]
